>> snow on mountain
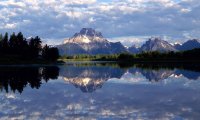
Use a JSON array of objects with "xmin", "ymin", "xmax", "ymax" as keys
[
  {"xmin": 64, "ymin": 28, "xmax": 107, "ymax": 44},
  {"xmin": 58, "ymin": 28, "xmax": 127, "ymax": 55},
  {"xmin": 140, "ymin": 37, "xmax": 177, "ymax": 52}
]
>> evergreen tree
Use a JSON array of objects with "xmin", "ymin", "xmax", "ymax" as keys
[
  {"xmin": 16, "ymin": 32, "xmax": 24, "ymax": 47},
  {"xmin": 2, "ymin": 32, "xmax": 9, "ymax": 54},
  {"xmin": 29, "ymin": 36, "xmax": 42, "ymax": 58},
  {"xmin": 0, "ymin": 34, "xmax": 3, "ymax": 54},
  {"xmin": 9, "ymin": 32, "xmax": 17, "ymax": 48},
  {"xmin": 0, "ymin": 34, "xmax": 3, "ymax": 41}
]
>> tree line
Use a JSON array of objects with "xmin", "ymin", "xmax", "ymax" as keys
[
  {"xmin": 0, "ymin": 32, "xmax": 59, "ymax": 62},
  {"xmin": 61, "ymin": 48, "xmax": 200, "ymax": 62},
  {"xmin": 117, "ymin": 48, "xmax": 200, "ymax": 62}
]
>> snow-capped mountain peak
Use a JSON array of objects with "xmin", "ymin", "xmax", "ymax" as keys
[
  {"xmin": 58, "ymin": 28, "xmax": 127, "ymax": 55},
  {"xmin": 64, "ymin": 28, "xmax": 107, "ymax": 44}
]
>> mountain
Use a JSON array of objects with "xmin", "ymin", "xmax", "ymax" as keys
[
  {"xmin": 57, "ymin": 28, "xmax": 127, "ymax": 55},
  {"xmin": 174, "ymin": 43, "xmax": 182, "ymax": 50},
  {"xmin": 110, "ymin": 42, "xmax": 128, "ymax": 54},
  {"xmin": 128, "ymin": 45, "xmax": 139, "ymax": 54},
  {"xmin": 175, "ymin": 39, "xmax": 200, "ymax": 51},
  {"xmin": 140, "ymin": 37, "xmax": 177, "ymax": 52}
]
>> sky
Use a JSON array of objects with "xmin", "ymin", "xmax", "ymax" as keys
[{"xmin": 0, "ymin": 0, "xmax": 200, "ymax": 46}]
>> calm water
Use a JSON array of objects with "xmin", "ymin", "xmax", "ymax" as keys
[{"xmin": 0, "ymin": 62, "xmax": 200, "ymax": 119}]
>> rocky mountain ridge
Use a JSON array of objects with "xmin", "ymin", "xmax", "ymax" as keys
[
  {"xmin": 140, "ymin": 37, "xmax": 177, "ymax": 52},
  {"xmin": 174, "ymin": 39, "xmax": 200, "ymax": 51},
  {"xmin": 57, "ymin": 28, "xmax": 200, "ymax": 55}
]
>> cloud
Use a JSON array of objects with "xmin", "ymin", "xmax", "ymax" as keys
[
  {"xmin": 109, "ymin": 36, "xmax": 149, "ymax": 47},
  {"xmin": 3, "ymin": 23, "xmax": 17, "ymax": 29},
  {"xmin": 0, "ymin": 0, "xmax": 199, "ymax": 45}
]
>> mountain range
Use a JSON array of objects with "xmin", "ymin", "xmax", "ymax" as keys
[{"xmin": 57, "ymin": 28, "xmax": 200, "ymax": 55}]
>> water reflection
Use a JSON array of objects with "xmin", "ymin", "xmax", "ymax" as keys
[
  {"xmin": 0, "ymin": 63, "xmax": 200, "ymax": 93},
  {"xmin": 0, "ymin": 66, "xmax": 59, "ymax": 93},
  {"xmin": 0, "ymin": 63, "xmax": 200, "ymax": 119},
  {"xmin": 60, "ymin": 64, "xmax": 125, "ymax": 92},
  {"xmin": 60, "ymin": 63, "xmax": 200, "ymax": 92}
]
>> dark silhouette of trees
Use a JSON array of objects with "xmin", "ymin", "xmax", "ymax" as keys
[
  {"xmin": 1, "ymin": 32, "xmax": 9, "ymax": 54},
  {"xmin": 115, "ymin": 49, "xmax": 200, "ymax": 62},
  {"xmin": 28, "ymin": 36, "xmax": 42, "ymax": 59},
  {"xmin": 0, "ymin": 32, "xmax": 59, "ymax": 62},
  {"xmin": 9, "ymin": 32, "xmax": 17, "ymax": 48},
  {"xmin": 0, "ymin": 66, "xmax": 59, "ymax": 93},
  {"xmin": 42, "ymin": 44, "xmax": 59, "ymax": 61}
]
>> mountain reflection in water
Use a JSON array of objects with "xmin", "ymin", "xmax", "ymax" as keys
[
  {"xmin": 60, "ymin": 63, "xmax": 200, "ymax": 92},
  {"xmin": 0, "ymin": 63, "xmax": 200, "ymax": 93}
]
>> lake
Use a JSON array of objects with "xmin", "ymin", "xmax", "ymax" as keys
[{"xmin": 0, "ymin": 62, "xmax": 200, "ymax": 119}]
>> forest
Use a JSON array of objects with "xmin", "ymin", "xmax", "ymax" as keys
[{"xmin": 0, "ymin": 32, "xmax": 59, "ymax": 64}]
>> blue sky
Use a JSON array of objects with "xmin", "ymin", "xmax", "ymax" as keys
[{"xmin": 0, "ymin": 0, "xmax": 199, "ymax": 46}]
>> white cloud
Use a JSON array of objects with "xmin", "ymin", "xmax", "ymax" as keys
[
  {"xmin": 180, "ymin": 8, "xmax": 191, "ymax": 13},
  {"xmin": 4, "ymin": 23, "xmax": 17, "ymax": 29},
  {"xmin": 109, "ymin": 36, "xmax": 149, "ymax": 47},
  {"xmin": 0, "ymin": 1, "xmax": 26, "ymax": 8},
  {"xmin": 0, "ymin": 0, "xmax": 199, "ymax": 45},
  {"xmin": 65, "ymin": 11, "xmax": 83, "ymax": 18},
  {"xmin": 89, "ymin": 17, "xmax": 96, "ymax": 23}
]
